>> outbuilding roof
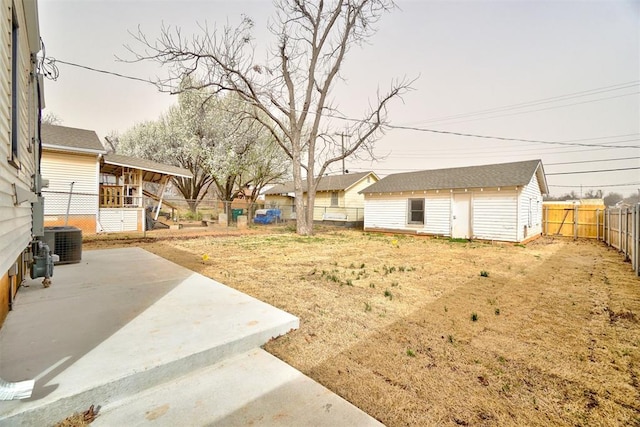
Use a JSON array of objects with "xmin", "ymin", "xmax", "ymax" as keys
[
  {"xmin": 362, "ymin": 160, "xmax": 547, "ymax": 194},
  {"xmin": 102, "ymin": 154, "xmax": 193, "ymax": 183},
  {"xmin": 265, "ymin": 171, "xmax": 377, "ymax": 195},
  {"xmin": 42, "ymin": 124, "xmax": 107, "ymax": 155}
]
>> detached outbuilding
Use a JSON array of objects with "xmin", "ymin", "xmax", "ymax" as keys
[{"xmin": 361, "ymin": 160, "xmax": 548, "ymax": 243}]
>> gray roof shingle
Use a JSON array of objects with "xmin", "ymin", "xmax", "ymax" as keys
[
  {"xmin": 362, "ymin": 160, "xmax": 545, "ymax": 193},
  {"xmin": 42, "ymin": 124, "xmax": 106, "ymax": 153},
  {"xmin": 265, "ymin": 171, "xmax": 376, "ymax": 194}
]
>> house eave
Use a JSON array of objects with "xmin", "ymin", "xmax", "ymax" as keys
[{"xmin": 42, "ymin": 144, "xmax": 106, "ymax": 156}]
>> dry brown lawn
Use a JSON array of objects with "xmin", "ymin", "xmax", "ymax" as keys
[{"xmin": 85, "ymin": 226, "xmax": 640, "ymax": 426}]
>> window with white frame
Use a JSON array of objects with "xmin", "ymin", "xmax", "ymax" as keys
[
  {"xmin": 331, "ymin": 191, "xmax": 339, "ymax": 206},
  {"xmin": 408, "ymin": 198, "xmax": 424, "ymax": 224}
]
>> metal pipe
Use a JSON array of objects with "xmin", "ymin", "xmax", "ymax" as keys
[{"xmin": 65, "ymin": 181, "xmax": 75, "ymax": 226}]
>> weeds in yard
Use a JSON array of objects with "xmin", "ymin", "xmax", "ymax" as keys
[
  {"xmin": 364, "ymin": 302, "xmax": 372, "ymax": 312},
  {"xmin": 448, "ymin": 238, "xmax": 469, "ymax": 243},
  {"xmin": 391, "ymin": 281, "xmax": 399, "ymax": 287},
  {"xmin": 384, "ymin": 289, "xmax": 393, "ymax": 300},
  {"xmin": 369, "ymin": 283, "xmax": 376, "ymax": 288},
  {"xmin": 406, "ymin": 349, "xmax": 416, "ymax": 357},
  {"xmin": 360, "ymin": 263, "xmax": 366, "ymax": 269},
  {"xmin": 345, "ymin": 279, "xmax": 353, "ymax": 286},
  {"xmin": 495, "ymin": 308, "xmax": 501, "ymax": 315},
  {"xmin": 480, "ymin": 270, "xmax": 489, "ymax": 277},
  {"xmin": 447, "ymin": 335, "xmax": 454, "ymax": 344},
  {"xmin": 471, "ymin": 312, "xmax": 479, "ymax": 322},
  {"xmin": 444, "ymin": 306, "xmax": 448, "ymax": 313}
]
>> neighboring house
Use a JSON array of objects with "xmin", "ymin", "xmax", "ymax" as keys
[
  {"xmin": 41, "ymin": 124, "xmax": 106, "ymax": 233},
  {"xmin": 361, "ymin": 160, "xmax": 548, "ymax": 243},
  {"xmin": 41, "ymin": 124, "xmax": 192, "ymax": 233},
  {"xmin": 1, "ymin": 0, "xmax": 43, "ymax": 326},
  {"xmin": 264, "ymin": 171, "xmax": 379, "ymax": 223}
]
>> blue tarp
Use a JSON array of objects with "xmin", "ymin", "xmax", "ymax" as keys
[{"xmin": 253, "ymin": 209, "xmax": 281, "ymax": 224}]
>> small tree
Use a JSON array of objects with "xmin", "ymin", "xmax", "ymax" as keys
[{"xmin": 126, "ymin": 0, "xmax": 412, "ymax": 235}]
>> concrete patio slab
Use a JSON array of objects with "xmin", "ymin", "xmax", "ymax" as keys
[
  {"xmin": 94, "ymin": 348, "xmax": 384, "ymax": 427},
  {"xmin": 0, "ymin": 248, "xmax": 299, "ymax": 425}
]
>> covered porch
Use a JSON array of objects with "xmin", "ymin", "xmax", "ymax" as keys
[{"xmin": 98, "ymin": 154, "xmax": 191, "ymax": 232}]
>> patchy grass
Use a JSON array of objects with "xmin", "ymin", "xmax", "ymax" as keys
[{"xmin": 86, "ymin": 229, "xmax": 640, "ymax": 427}]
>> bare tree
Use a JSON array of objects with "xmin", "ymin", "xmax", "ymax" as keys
[
  {"xmin": 126, "ymin": 0, "xmax": 412, "ymax": 235},
  {"xmin": 42, "ymin": 111, "xmax": 63, "ymax": 125}
]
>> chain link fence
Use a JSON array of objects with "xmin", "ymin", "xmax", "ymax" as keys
[
  {"xmin": 40, "ymin": 190, "xmax": 365, "ymax": 234},
  {"xmin": 42, "ymin": 190, "xmax": 100, "ymax": 234}
]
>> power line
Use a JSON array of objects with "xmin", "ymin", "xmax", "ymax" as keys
[
  {"xmin": 418, "ymin": 91, "xmax": 640, "ymax": 127},
  {"xmin": 546, "ymin": 166, "xmax": 640, "ymax": 176},
  {"xmin": 53, "ymin": 58, "xmax": 156, "ymax": 85},
  {"xmin": 52, "ymin": 57, "xmax": 640, "ymax": 151},
  {"xmin": 549, "ymin": 182, "xmax": 640, "ymax": 188},
  {"xmin": 382, "ymin": 124, "xmax": 640, "ymax": 149},
  {"xmin": 401, "ymin": 80, "xmax": 640, "ymax": 126},
  {"xmin": 546, "ymin": 156, "xmax": 640, "ymax": 166}
]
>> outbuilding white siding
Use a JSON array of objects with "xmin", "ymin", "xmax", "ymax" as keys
[
  {"xmin": 517, "ymin": 173, "xmax": 543, "ymax": 241},
  {"xmin": 362, "ymin": 160, "xmax": 546, "ymax": 243},
  {"xmin": 98, "ymin": 209, "xmax": 142, "ymax": 232},
  {"xmin": 424, "ymin": 195, "xmax": 450, "ymax": 235},
  {"xmin": 472, "ymin": 192, "xmax": 518, "ymax": 241},
  {"xmin": 364, "ymin": 184, "xmax": 543, "ymax": 242},
  {"xmin": 364, "ymin": 196, "xmax": 407, "ymax": 230}
]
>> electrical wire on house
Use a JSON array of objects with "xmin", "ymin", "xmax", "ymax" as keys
[
  {"xmin": 51, "ymin": 58, "xmax": 154, "ymax": 85},
  {"xmin": 37, "ymin": 38, "xmax": 59, "ymax": 81}
]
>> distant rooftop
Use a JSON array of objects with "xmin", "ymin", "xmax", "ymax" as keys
[
  {"xmin": 42, "ymin": 124, "xmax": 106, "ymax": 154},
  {"xmin": 265, "ymin": 171, "xmax": 377, "ymax": 194}
]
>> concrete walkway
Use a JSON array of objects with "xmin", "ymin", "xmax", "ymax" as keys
[{"xmin": 0, "ymin": 247, "xmax": 382, "ymax": 426}]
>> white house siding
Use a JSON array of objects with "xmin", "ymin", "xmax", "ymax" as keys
[
  {"xmin": 41, "ymin": 151, "xmax": 99, "ymax": 216},
  {"xmin": 1, "ymin": 0, "xmax": 38, "ymax": 275},
  {"xmin": 1, "ymin": 0, "xmax": 40, "ymax": 324},
  {"xmin": 98, "ymin": 208, "xmax": 141, "ymax": 232},
  {"xmin": 472, "ymin": 192, "xmax": 518, "ymax": 241},
  {"xmin": 517, "ymin": 173, "xmax": 543, "ymax": 241},
  {"xmin": 364, "ymin": 196, "xmax": 408, "ymax": 230},
  {"xmin": 424, "ymin": 195, "xmax": 450, "ymax": 235}
]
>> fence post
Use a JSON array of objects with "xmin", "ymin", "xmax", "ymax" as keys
[
  {"xmin": 573, "ymin": 205, "xmax": 578, "ymax": 240},
  {"xmin": 596, "ymin": 209, "xmax": 599, "ymax": 241}
]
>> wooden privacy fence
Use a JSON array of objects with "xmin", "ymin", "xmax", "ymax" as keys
[
  {"xmin": 543, "ymin": 202, "xmax": 640, "ymax": 277},
  {"xmin": 543, "ymin": 203, "xmax": 605, "ymax": 239},
  {"xmin": 602, "ymin": 205, "xmax": 639, "ymax": 277}
]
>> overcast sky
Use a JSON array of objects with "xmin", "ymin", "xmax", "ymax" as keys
[{"xmin": 38, "ymin": 0, "xmax": 639, "ymax": 197}]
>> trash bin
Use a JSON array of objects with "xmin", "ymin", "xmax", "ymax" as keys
[{"xmin": 231, "ymin": 209, "xmax": 244, "ymax": 222}]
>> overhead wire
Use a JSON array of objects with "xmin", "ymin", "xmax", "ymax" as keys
[
  {"xmin": 48, "ymin": 57, "xmax": 640, "ymax": 157},
  {"xmin": 400, "ymin": 80, "xmax": 640, "ymax": 126}
]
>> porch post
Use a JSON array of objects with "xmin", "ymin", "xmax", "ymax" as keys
[{"xmin": 154, "ymin": 176, "xmax": 170, "ymax": 221}]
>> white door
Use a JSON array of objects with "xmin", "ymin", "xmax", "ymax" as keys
[{"xmin": 452, "ymin": 194, "xmax": 471, "ymax": 238}]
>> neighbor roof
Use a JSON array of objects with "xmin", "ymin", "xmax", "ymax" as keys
[
  {"xmin": 42, "ymin": 124, "xmax": 107, "ymax": 154},
  {"xmin": 362, "ymin": 160, "xmax": 547, "ymax": 194},
  {"xmin": 102, "ymin": 154, "xmax": 193, "ymax": 183},
  {"xmin": 264, "ymin": 171, "xmax": 377, "ymax": 194}
]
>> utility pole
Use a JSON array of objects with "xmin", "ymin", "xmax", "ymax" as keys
[{"xmin": 335, "ymin": 132, "xmax": 350, "ymax": 174}]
